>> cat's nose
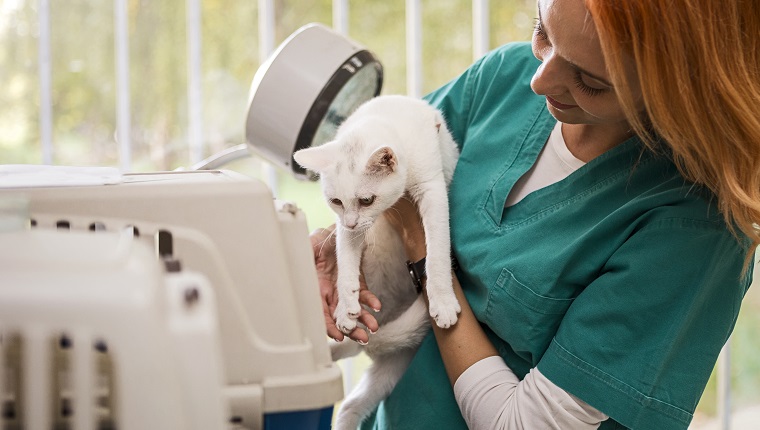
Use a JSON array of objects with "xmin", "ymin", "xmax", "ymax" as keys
[{"xmin": 343, "ymin": 213, "xmax": 359, "ymax": 229}]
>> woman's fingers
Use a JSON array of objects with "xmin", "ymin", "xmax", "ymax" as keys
[
  {"xmin": 310, "ymin": 225, "xmax": 384, "ymax": 345},
  {"xmin": 358, "ymin": 274, "xmax": 381, "ymax": 312},
  {"xmin": 325, "ymin": 315, "xmax": 346, "ymax": 342}
]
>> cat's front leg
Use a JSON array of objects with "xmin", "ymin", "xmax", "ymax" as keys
[
  {"xmin": 334, "ymin": 227, "xmax": 365, "ymax": 334},
  {"xmin": 411, "ymin": 180, "xmax": 461, "ymax": 329}
]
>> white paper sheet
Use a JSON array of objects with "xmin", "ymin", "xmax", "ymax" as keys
[{"xmin": 0, "ymin": 165, "xmax": 123, "ymax": 188}]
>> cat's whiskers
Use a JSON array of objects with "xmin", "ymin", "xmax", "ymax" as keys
[
  {"xmin": 348, "ymin": 229, "xmax": 366, "ymax": 245},
  {"xmin": 386, "ymin": 206, "xmax": 403, "ymax": 225},
  {"xmin": 364, "ymin": 225, "xmax": 378, "ymax": 258},
  {"xmin": 317, "ymin": 228, "xmax": 337, "ymax": 258}
]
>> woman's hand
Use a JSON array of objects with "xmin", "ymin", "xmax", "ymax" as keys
[
  {"xmin": 310, "ymin": 226, "xmax": 381, "ymax": 344},
  {"xmin": 383, "ymin": 195, "xmax": 427, "ymax": 262}
]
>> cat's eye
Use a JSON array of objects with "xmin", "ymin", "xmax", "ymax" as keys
[
  {"xmin": 330, "ymin": 198, "xmax": 343, "ymax": 207},
  {"xmin": 358, "ymin": 196, "xmax": 376, "ymax": 206}
]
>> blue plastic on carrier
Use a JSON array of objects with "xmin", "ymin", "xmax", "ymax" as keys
[{"xmin": 264, "ymin": 406, "xmax": 334, "ymax": 429}]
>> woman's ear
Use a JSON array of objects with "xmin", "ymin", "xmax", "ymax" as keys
[{"xmin": 293, "ymin": 141, "xmax": 338, "ymax": 172}]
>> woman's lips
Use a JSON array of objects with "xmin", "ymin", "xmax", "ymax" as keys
[{"xmin": 546, "ymin": 96, "xmax": 577, "ymax": 110}]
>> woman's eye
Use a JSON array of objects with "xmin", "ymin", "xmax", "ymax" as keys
[
  {"xmin": 533, "ymin": 18, "xmax": 548, "ymax": 42},
  {"xmin": 573, "ymin": 73, "xmax": 608, "ymax": 97},
  {"xmin": 330, "ymin": 198, "xmax": 343, "ymax": 206},
  {"xmin": 358, "ymin": 196, "xmax": 376, "ymax": 206}
]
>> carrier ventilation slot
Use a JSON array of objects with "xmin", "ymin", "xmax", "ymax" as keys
[
  {"xmin": 156, "ymin": 229, "xmax": 173, "ymax": 259},
  {"xmin": 27, "ymin": 217, "xmax": 145, "ymax": 240},
  {"xmin": 26, "ymin": 218, "xmax": 177, "ymax": 273},
  {"xmin": 125, "ymin": 225, "xmax": 139, "ymax": 237},
  {"xmin": 88, "ymin": 222, "xmax": 106, "ymax": 232},
  {"xmin": 0, "ymin": 330, "xmax": 116, "ymax": 430}
]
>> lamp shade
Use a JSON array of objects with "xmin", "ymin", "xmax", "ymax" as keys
[{"xmin": 245, "ymin": 23, "xmax": 383, "ymax": 180}]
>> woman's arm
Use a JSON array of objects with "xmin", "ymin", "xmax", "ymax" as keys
[
  {"xmin": 432, "ymin": 269, "xmax": 500, "ymax": 384},
  {"xmin": 384, "ymin": 197, "xmax": 607, "ymax": 429},
  {"xmin": 385, "ymin": 195, "xmax": 498, "ymax": 383}
]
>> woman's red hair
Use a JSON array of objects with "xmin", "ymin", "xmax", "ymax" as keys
[{"xmin": 587, "ymin": 0, "xmax": 760, "ymax": 270}]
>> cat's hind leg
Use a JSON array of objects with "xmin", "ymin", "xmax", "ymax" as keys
[
  {"xmin": 364, "ymin": 295, "xmax": 429, "ymax": 355},
  {"xmin": 330, "ymin": 339, "xmax": 363, "ymax": 361},
  {"xmin": 333, "ymin": 349, "xmax": 416, "ymax": 430}
]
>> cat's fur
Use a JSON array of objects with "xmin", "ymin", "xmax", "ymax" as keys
[{"xmin": 294, "ymin": 95, "xmax": 461, "ymax": 429}]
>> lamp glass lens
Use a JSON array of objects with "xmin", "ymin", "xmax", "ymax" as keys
[{"xmin": 311, "ymin": 64, "xmax": 381, "ymax": 148}]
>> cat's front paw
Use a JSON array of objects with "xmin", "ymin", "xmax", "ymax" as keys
[
  {"xmin": 428, "ymin": 291, "xmax": 461, "ymax": 329},
  {"xmin": 334, "ymin": 299, "xmax": 362, "ymax": 334}
]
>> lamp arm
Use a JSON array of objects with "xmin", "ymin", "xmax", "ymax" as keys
[{"xmin": 192, "ymin": 144, "xmax": 251, "ymax": 170}]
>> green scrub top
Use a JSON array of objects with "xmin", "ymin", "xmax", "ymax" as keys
[{"xmin": 361, "ymin": 42, "xmax": 752, "ymax": 430}]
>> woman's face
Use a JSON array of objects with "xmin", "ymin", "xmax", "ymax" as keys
[{"xmin": 530, "ymin": 0, "xmax": 640, "ymax": 127}]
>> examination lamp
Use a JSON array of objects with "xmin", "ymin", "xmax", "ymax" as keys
[{"xmin": 193, "ymin": 23, "xmax": 383, "ymax": 179}]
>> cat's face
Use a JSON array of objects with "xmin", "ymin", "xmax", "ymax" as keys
[
  {"xmin": 320, "ymin": 165, "xmax": 405, "ymax": 231},
  {"xmin": 294, "ymin": 140, "xmax": 406, "ymax": 232}
]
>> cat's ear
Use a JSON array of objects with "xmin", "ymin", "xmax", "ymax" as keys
[
  {"xmin": 365, "ymin": 146, "xmax": 397, "ymax": 176},
  {"xmin": 293, "ymin": 142, "xmax": 338, "ymax": 172}
]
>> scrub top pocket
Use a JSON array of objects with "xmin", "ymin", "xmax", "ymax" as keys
[{"xmin": 485, "ymin": 268, "xmax": 574, "ymax": 365}]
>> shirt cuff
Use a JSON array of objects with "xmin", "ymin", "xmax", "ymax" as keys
[{"xmin": 454, "ymin": 355, "xmax": 519, "ymax": 401}]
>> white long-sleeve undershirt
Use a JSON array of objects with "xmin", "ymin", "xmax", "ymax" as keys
[{"xmin": 453, "ymin": 356, "xmax": 608, "ymax": 429}]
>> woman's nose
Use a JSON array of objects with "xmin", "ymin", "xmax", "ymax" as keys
[{"xmin": 530, "ymin": 55, "xmax": 566, "ymax": 97}]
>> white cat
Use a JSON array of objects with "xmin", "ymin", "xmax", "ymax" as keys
[{"xmin": 294, "ymin": 95, "xmax": 461, "ymax": 429}]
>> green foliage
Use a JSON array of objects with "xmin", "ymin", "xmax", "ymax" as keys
[{"xmin": 0, "ymin": 0, "xmax": 536, "ymax": 170}]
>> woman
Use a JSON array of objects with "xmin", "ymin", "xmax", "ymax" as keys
[{"xmin": 311, "ymin": 0, "xmax": 759, "ymax": 428}]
